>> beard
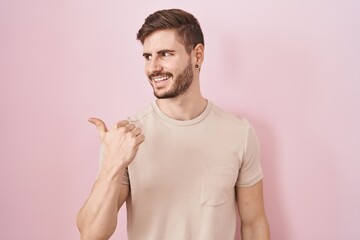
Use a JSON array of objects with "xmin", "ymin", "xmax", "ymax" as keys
[{"xmin": 149, "ymin": 59, "xmax": 194, "ymax": 99}]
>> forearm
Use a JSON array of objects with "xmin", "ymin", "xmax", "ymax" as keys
[
  {"xmin": 78, "ymin": 118, "xmax": 144, "ymax": 239},
  {"xmin": 77, "ymin": 169, "xmax": 126, "ymax": 240},
  {"xmin": 241, "ymin": 217, "xmax": 270, "ymax": 240}
]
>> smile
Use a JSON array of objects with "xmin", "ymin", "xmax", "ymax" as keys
[{"xmin": 152, "ymin": 75, "xmax": 171, "ymax": 82}]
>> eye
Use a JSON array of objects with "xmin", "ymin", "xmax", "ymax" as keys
[
  {"xmin": 143, "ymin": 54, "xmax": 152, "ymax": 61},
  {"xmin": 161, "ymin": 52, "xmax": 172, "ymax": 58}
]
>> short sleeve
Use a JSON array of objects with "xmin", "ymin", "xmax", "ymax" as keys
[
  {"xmin": 96, "ymin": 145, "xmax": 130, "ymax": 185},
  {"xmin": 236, "ymin": 122, "xmax": 263, "ymax": 187}
]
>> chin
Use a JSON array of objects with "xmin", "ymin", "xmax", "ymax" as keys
[{"xmin": 153, "ymin": 90, "xmax": 176, "ymax": 99}]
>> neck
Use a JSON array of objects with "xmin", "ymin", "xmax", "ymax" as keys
[{"xmin": 156, "ymin": 93, "xmax": 207, "ymax": 121}]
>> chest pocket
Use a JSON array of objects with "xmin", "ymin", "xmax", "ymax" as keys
[{"xmin": 200, "ymin": 166, "xmax": 236, "ymax": 207}]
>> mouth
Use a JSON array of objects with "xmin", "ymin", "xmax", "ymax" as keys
[
  {"xmin": 150, "ymin": 74, "xmax": 172, "ymax": 88},
  {"xmin": 152, "ymin": 75, "xmax": 171, "ymax": 82}
]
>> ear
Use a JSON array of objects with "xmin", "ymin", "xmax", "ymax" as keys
[{"xmin": 193, "ymin": 43, "xmax": 204, "ymax": 66}]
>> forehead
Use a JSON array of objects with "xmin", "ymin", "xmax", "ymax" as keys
[{"xmin": 143, "ymin": 29, "xmax": 186, "ymax": 53}]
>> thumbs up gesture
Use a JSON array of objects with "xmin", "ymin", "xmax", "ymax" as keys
[{"xmin": 88, "ymin": 118, "xmax": 145, "ymax": 175}]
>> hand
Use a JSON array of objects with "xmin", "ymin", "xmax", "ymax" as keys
[{"xmin": 89, "ymin": 117, "xmax": 145, "ymax": 174}]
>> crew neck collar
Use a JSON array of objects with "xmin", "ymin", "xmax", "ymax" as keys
[{"xmin": 151, "ymin": 100, "xmax": 212, "ymax": 127}]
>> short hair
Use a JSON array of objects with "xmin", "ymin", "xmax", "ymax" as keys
[{"xmin": 136, "ymin": 9, "xmax": 204, "ymax": 54}]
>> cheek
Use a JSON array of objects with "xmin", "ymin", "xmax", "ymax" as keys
[{"xmin": 144, "ymin": 63, "xmax": 149, "ymax": 76}]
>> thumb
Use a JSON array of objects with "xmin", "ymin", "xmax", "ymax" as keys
[{"xmin": 88, "ymin": 117, "xmax": 108, "ymax": 139}]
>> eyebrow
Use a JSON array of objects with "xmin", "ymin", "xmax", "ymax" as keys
[{"xmin": 142, "ymin": 49, "xmax": 176, "ymax": 57}]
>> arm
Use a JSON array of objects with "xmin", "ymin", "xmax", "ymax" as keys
[
  {"xmin": 77, "ymin": 118, "xmax": 144, "ymax": 240},
  {"xmin": 236, "ymin": 180, "xmax": 270, "ymax": 240},
  {"xmin": 76, "ymin": 169, "xmax": 129, "ymax": 240}
]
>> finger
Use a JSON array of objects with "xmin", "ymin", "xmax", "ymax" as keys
[
  {"xmin": 88, "ymin": 118, "xmax": 108, "ymax": 138},
  {"xmin": 125, "ymin": 123, "xmax": 136, "ymax": 131},
  {"xmin": 137, "ymin": 134, "xmax": 145, "ymax": 144},
  {"xmin": 116, "ymin": 120, "xmax": 129, "ymax": 129},
  {"xmin": 131, "ymin": 127, "xmax": 142, "ymax": 137}
]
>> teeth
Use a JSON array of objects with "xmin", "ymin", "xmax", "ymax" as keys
[{"xmin": 153, "ymin": 76, "xmax": 170, "ymax": 82}]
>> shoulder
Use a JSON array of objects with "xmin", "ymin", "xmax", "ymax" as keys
[
  {"xmin": 210, "ymin": 102, "xmax": 250, "ymax": 129},
  {"xmin": 127, "ymin": 103, "xmax": 155, "ymax": 123}
]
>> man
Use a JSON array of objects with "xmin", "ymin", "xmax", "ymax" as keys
[{"xmin": 77, "ymin": 9, "xmax": 270, "ymax": 240}]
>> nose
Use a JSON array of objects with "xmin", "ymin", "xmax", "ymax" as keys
[{"xmin": 147, "ymin": 57, "xmax": 163, "ymax": 74}]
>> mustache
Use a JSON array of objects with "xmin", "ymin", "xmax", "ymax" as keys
[{"xmin": 148, "ymin": 72, "xmax": 173, "ymax": 79}]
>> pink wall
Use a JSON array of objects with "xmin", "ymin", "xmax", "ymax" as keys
[{"xmin": 1, "ymin": 0, "xmax": 359, "ymax": 239}]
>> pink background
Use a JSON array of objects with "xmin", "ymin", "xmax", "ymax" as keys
[{"xmin": 1, "ymin": 0, "xmax": 359, "ymax": 239}]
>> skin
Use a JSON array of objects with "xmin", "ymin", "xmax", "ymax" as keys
[
  {"xmin": 237, "ymin": 181, "xmax": 270, "ymax": 239},
  {"xmin": 77, "ymin": 29, "xmax": 270, "ymax": 240},
  {"xmin": 143, "ymin": 29, "xmax": 207, "ymax": 120},
  {"xmin": 76, "ymin": 119, "xmax": 142, "ymax": 240}
]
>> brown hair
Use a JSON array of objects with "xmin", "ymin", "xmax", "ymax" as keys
[{"xmin": 136, "ymin": 9, "xmax": 204, "ymax": 54}]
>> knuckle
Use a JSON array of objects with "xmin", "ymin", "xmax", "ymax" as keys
[
  {"xmin": 118, "ymin": 127, "xmax": 126, "ymax": 134},
  {"xmin": 126, "ymin": 131, "xmax": 134, "ymax": 138},
  {"xmin": 135, "ymin": 127, "xmax": 140, "ymax": 133},
  {"xmin": 116, "ymin": 120, "xmax": 128, "ymax": 128},
  {"xmin": 119, "ymin": 119, "xmax": 128, "ymax": 124}
]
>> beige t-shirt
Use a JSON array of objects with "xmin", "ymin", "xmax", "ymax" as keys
[{"xmin": 123, "ymin": 101, "xmax": 263, "ymax": 240}]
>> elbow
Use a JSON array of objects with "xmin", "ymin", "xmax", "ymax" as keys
[
  {"xmin": 241, "ymin": 216, "xmax": 270, "ymax": 240},
  {"xmin": 77, "ymin": 215, "xmax": 112, "ymax": 240},
  {"xmin": 78, "ymin": 229, "xmax": 112, "ymax": 240}
]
